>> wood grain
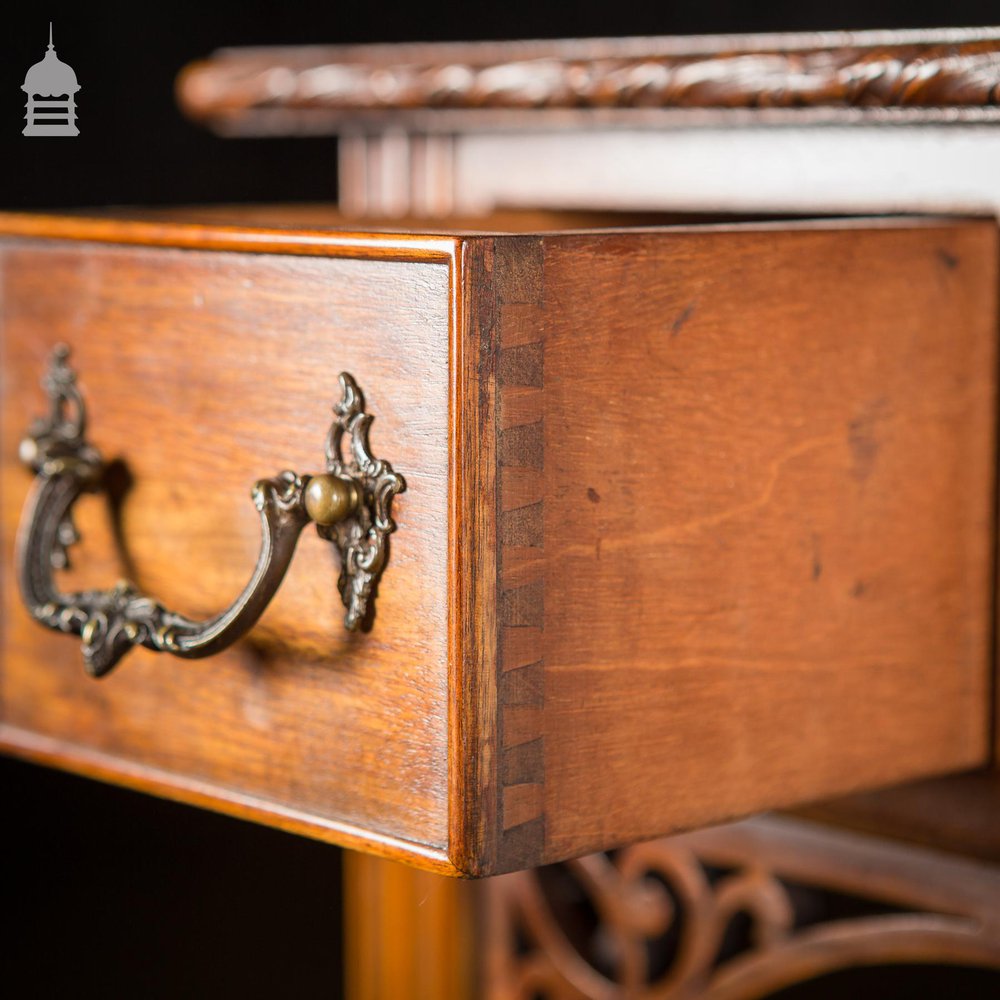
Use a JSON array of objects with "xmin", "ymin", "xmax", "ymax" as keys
[
  {"xmin": 484, "ymin": 814, "xmax": 1000, "ymax": 998},
  {"xmin": 0, "ymin": 234, "xmax": 458, "ymax": 868},
  {"xmin": 177, "ymin": 28, "xmax": 1000, "ymax": 138},
  {"xmin": 467, "ymin": 218, "xmax": 998, "ymax": 872},
  {"xmin": 493, "ymin": 238, "xmax": 547, "ymax": 871},
  {"xmin": 343, "ymin": 850, "xmax": 478, "ymax": 1000},
  {"xmin": 0, "ymin": 211, "xmax": 995, "ymax": 877},
  {"xmin": 795, "ymin": 771, "xmax": 1000, "ymax": 863}
]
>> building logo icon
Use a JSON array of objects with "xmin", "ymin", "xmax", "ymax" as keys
[{"xmin": 22, "ymin": 24, "xmax": 80, "ymax": 137}]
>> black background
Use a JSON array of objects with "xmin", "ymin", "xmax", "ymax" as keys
[{"xmin": 3, "ymin": 3, "xmax": 1000, "ymax": 997}]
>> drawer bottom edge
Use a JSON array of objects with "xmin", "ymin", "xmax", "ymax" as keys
[{"xmin": 0, "ymin": 724, "xmax": 462, "ymax": 877}]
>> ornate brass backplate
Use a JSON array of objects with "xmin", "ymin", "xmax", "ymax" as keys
[{"xmin": 16, "ymin": 345, "xmax": 404, "ymax": 677}]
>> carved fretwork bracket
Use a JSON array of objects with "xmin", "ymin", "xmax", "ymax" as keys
[{"xmin": 484, "ymin": 816, "xmax": 1000, "ymax": 999}]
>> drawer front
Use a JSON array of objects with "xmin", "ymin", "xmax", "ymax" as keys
[
  {"xmin": 0, "ymin": 214, "xmax": 995, "ymax": 877},
  {"xmin": 0, "ymin": 235, "xmax": 456, "ymax": 868}
]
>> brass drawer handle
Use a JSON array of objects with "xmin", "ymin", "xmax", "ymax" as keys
[{"xmin": 16, "ymin": 346, "xmax": 404, "ymax": 677}]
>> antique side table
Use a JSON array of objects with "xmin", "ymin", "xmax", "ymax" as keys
[{"xmin": 2, "ymin": 27, "xmax": 1000, "ymax": 998}]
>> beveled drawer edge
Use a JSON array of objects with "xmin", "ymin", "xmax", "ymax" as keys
[
  {"xmin": 0, "ymin": 211, "xmax": 461, "ymax": 263},
  {"xmin": 0, "ymin": 724, "xmax": 465, "ymax": 876},
  {"xmin": 448, "ymin": 237, "xmax": 499, "ymax": 877}
]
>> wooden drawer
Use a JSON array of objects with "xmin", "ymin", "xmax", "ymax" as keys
[{"xmin": 0, "ymin": 211, "xmax": 995, "ymax": 876}]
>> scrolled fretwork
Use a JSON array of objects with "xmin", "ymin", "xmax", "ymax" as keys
[{"xmin": 485, "ymin": 816, "xmax": 1000, "ymax": 999}]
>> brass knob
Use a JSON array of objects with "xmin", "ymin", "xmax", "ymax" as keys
[
  {"xmin": 17, "ymin": 349, "xmax": 404, "ymax": 677},
  {"xmin": 304, "ymin": 473, "xmax": 360, "ymax": 526}
]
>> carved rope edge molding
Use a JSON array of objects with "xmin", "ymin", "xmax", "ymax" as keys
[{"xmin": 178, "ymin": 36, "xmax": 1000, "ymax": 119}]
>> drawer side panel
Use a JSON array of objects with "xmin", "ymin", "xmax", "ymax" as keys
[{"xmin": 488, "ymin": 220, "xmax": 997, "ymax": 870}]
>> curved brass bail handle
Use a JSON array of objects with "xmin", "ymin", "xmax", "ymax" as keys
[{"xmin": 16, "ymin": 346, "xmax": 404, "ymax": 678}]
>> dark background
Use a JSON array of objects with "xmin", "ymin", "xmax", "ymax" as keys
[{"xmin": 3, "ymin": 3, "xmax": 1000, "ymax": 997}]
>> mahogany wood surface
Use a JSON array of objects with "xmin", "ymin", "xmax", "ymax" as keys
[
  {"xmin": 462, "ymin": 217, "xmax": 998, "ymax": 873},
  {"xmin": 796, "ymin": 771, "xmax": 1000, "ymax": 863},
  {"xmin": 343, "ymin": 850, "xmax": 478, "ymax": 1000},
  {"xmin": 0, "ymin": 227, "xmax": 459, "ymax": 870},
  {"xmin": 482, "ymin": 815, "xmax": 1000, "ymax": 998},
  {"xmin": 177, "ymin": 27, "xmax": 1000, "ymax": 136},
  {"xmin": 172, "ymin": 34, "xmax": 1000, "ymax": 218},
  {"xmin": 0, "ymin": 210, "xmax": 995, "ymax": 876},
  {"xmin": 341, "ymin": 812, "xmax": 1000, "ymax": 1000}
]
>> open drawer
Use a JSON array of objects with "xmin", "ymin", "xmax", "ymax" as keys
[{"xmin": 0, "ymin": 208, "xmax": 994, "ymax": 876}]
